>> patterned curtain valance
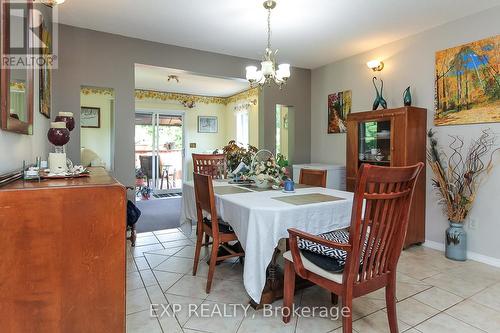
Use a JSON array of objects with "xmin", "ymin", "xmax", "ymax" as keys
[
  {"xmin": 81, "ymin": 86, "xmax": 114, "ymax": 96},
  {"xmin": 135, "ymin": 87, "xmax": 259, "ymax": 106}
]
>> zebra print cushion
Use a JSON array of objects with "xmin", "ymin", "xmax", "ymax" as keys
[{"xmin": 297, "ymin": 228, "xmax": 350, "ymax": 265}]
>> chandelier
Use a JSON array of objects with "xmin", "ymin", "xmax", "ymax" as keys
[{"xmin": 246, "ymin": 0, "xmax": 290, "ymax": 89}]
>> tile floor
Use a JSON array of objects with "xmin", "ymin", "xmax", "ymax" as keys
[{"xmin": 126, "ymin": 227, "xmax": 500, "ymax": 333}]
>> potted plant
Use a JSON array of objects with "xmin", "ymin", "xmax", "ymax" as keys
[
  {"xmin": 140, "ymin": 186, "xmax": 152, "ymax": 200},
  {"xmin": 222, "ymin": 140, "xmax": 258, "ymax": 175},
  {"xmin": 135, "ymin": 168, "xmax": 146, "ymax": 187},
  {"xmin": 427, "ymin": 129, "xmax": 499, "ymax": 261}
]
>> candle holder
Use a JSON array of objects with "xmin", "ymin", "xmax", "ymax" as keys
[
  {"xmin": 47, "ymin": 122, "xmax": 70, "ymax": 174},
  {"xmin": 54, "ymin": 112, "xmax": 75, "ymax": 132}
]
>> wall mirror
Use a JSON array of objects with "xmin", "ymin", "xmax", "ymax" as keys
[{"xmin": 0, "ymin": 0, "xmax": 34, "ymax": 135}]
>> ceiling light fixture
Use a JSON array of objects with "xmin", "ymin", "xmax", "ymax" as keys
[
  {"xmin": 167, "ymin": 75, "xmax": 179, "ymax": 83},
  {"xmin": 367, "ymin": 59, "xmax": 384, "ymax": 72},
  {"xmin": 42, "ymin": 0, "xmax": 66, "ymax": 7},
  {"xmin": 246, "ymin": 0, "xmax": 290, "ymax": 89}
]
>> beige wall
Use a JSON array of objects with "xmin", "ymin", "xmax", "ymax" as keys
[
  {"xmin": 311, "ymin": 7, "xmax": 500, "ymax": 261},
  {"xmin": 52, "ymin": 25, "xmax": 311, "ymax": 189},
  {"xmin": 224, "ymin": 92, "xmax": 259, "ymax": 148},
  {"xmin": 80, "ymin": 91, "xmax": 114, "ymax": 169}
]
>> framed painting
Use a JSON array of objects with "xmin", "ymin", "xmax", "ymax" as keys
[
  {"xmin": 38, "ymin": 12, "xmax": 51, "ymax": 118},
  {"xmin": 81, "ymin": 107, "xmax": 101, "ymax": 128},
  {"xmin": 328, "ymin": 90, "xmax": 352, "ymax": 133},
  {"xmin": 198, "ymin": 116, "xmax": 218, "ymax": 133},
  {"xmin": 434, "ymin": 35, "xmax": 500, "ymax": 126}
]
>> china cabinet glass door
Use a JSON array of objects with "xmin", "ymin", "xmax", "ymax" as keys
[{"xmin": 358, "ymin": 120, "xmax": 391, "ymax": 165}]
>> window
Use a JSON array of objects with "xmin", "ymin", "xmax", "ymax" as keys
[{"xmin": 235, "ymin": 110, "xmax": 249, "ymax": 146}]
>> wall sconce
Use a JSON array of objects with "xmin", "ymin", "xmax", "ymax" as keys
[{"xmin": 367, "ymin": 59, "xmax": 384, "ymax": 72}]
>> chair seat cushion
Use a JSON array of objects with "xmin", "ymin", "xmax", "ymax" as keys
[
  {"xmin": 297, "ymin": 228, "xmax": 349, "ymax": 268},
  {"xmin": 301, "ymin": 250, "xmax": 345, "ymax": 273},
  {"xmin": 283, "ymin": 250, "xmax": 343, "ymax": 283},
  {"xmin": 203, "ymin": 217, "xmax": 234, "ymax": 234}
]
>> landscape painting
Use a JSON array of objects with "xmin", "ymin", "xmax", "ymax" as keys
[
  {"xmin": 434, "ymin": 35, "xmax": 500, "ymax": 126},
  {"xmin": 328, "ymin": 90, "xmax": 352, "ymax": 133}
]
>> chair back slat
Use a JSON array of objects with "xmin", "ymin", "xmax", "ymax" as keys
[
  {"xmin": 193, "ymin": 173, "xmax": 220, "ymax": 235},
  {"xmin": 299, "ymin": 169, "xmax": 327, "ymax": 188},
  {"xmin": 192, "ymin": 154, "xmax": 227, "ymax": 179},
  {"xmin": 344, "ymin": 163, "xmax": 423, "ymax": 284}
]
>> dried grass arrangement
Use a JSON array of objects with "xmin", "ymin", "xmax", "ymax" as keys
[{"xmin": 427, "ymin": 129, "xmax": 499, "ymax": 222}]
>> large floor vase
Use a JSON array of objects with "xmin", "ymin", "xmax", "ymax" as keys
[{"xmin": 445, "ymin": 221, "xmax": 467, "ymax": 261}]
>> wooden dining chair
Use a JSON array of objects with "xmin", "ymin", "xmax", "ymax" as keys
[
  {"xmin": 283, "ymin": 162, "xmax": 424, "ymax": 333},
  {"xmin": 192, "ymin": 173, "xmax": 245, "ymax": 293},
  {"xmin": 192, "ymin": 153, "xmax": 227, "ymax": 179},
  {"xmin": 299, "ymin": 168, "xmax": 327, "ymax": 187}
]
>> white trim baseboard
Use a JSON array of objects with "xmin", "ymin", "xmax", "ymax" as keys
[{"xmin": 423, "ymin": 239, "xmax": 500, "ymax": 268}]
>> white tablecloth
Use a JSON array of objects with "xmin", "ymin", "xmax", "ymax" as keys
[{"xmin": 180, "ymin": 181, "xmax": 354, "ymax": 303}]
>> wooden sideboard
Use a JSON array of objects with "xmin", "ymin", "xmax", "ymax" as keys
[
  {"xmin": 0, "ymin": 168, "xmax": 126, "ymax": 333},
  {"xmin": 346, "ymin": 107, "xmax": 427, "ymax": 247}
]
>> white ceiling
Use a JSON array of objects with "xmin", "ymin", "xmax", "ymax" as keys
[
  {"xmin": 135, "ymin": 64, "xmax": 249, "ymax": 97},
  {"xmin": 59, "ymin": 0, "xmax": 500, "ymax": 69}
]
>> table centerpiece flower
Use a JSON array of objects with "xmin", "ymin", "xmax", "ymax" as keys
[{"xmin": 248, "ymin": 154, "xmax": 287, "ymax": 188}]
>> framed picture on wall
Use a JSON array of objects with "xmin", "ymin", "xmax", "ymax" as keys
[
  {"xmin": 81, "ymin": 106, "xmax": 101, "ymax": 128},
  {"xmin": 434, "ymin": 34, "xmax": 500, "ymax": 126},
  {"xmin": 39, "ymin": 20, "xmax": 51, "ymax": 119},
  {"xmin": 198, "ymin": 116, "xmax": 218, "ymax": 133},
  {"xmin": 327, "ymin": 90, "xmax": 352, "ymax": 134}
]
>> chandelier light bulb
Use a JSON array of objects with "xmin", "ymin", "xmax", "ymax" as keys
[
  {"xmin": 245, "ymin": 66, "xmax": 258, "ymax": 81},
  {"xmin": 278, "ymin": 63, "xmax": 290, "ymax": 78},
  {"xmin": 261, "ymin": 60, "xmax": 274, "ymax": 76}
]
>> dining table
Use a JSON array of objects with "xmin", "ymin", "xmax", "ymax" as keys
[{"xmin": 180, "ymin": 179, "xmax": 354, "ymax": 305}]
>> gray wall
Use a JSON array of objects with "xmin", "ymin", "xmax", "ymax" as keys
[
  {"xmin": 311, "ymin": 7, "xmax": 500, "ymax": 259},
  {"xmin": 52, "ymin": 24, "xmax": 311, "ymax": 188},
  {"xmin": 0, "ymin": 4, "xmax": 52, "ymax": 174}
]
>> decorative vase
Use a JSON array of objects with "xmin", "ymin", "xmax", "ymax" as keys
[
  {"xmin": 445, "ymin": 221, "xmax": 467, "ymax": 261},
  {"xmin": 55, "ymin": 112, "xmax": 75, "ymax": 132},
  {"xmin": 372, "ymin": 77, "xmax": 387, "ymax": 110},
  {"xmin": 403, "ymin": 86, "xmax": 412, "ymax": 106}
]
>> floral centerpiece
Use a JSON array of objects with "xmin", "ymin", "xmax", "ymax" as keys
[
  {"xmin": 427, "ymin": 129, "xmax": 499, "ymax": 261},
  {"xmin": 222, "ymin": 140, "xmax": 258, "ymax": 175},
  {"xmin": 248, "ymin": 153, "xmax": 287, "ymax": 188}
]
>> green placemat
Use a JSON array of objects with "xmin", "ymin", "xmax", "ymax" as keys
[
  {"xmin": 237, "ymin": 184, "xmax": 279, "ymax": 192},
  {"xmin": 214, "ymin": 186, "xmax": 253, "ymax": 195},
  {"xmin": 272, "ymin": 193, "xmax": 345, "ymax": 205}
]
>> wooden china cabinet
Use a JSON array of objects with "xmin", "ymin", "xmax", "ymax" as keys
[{"xmin": 346, "ymin": 107, "xmax": 427, "ymax": 247}]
